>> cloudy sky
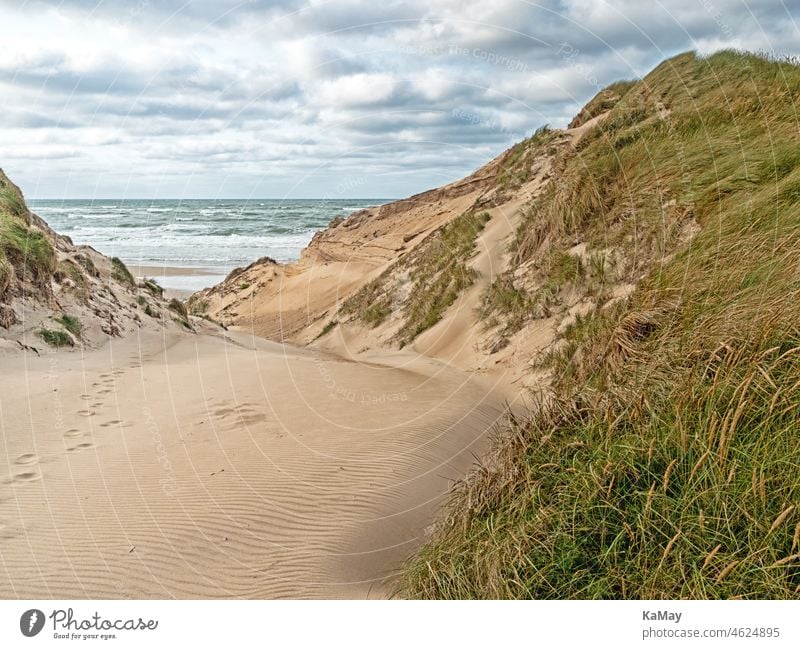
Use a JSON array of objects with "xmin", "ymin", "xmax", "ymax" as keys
[{"xmin": 1, "ymin": 0, "xmax": 797, "ymax": 199}]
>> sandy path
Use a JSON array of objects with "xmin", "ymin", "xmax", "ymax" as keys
[{"xmin": 0, "ymin": 328, "xmax": 504, "ymax": 598}]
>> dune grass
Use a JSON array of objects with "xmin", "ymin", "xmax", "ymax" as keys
[
  {"xmin": 342, "ymin": 210, "xmax": 491, "ymax": 346},
  {"xmin": 168, "ymin": 297, "xmax": 192, "ymax": 329},
  {"xmin": 497, "ymin": 125, "xmax": 558, "ymax": 191},
  {"xmin": 56, "ymin": 314, "xmax": 82, "ymax": 337},
  {"xmin": 111, "ymin": 256, "xmax": 135, "ymax": 286},
  {"xmin": 143, "ymin": 277, "xmax": 164, "ymax": 297},
  {"xmin": 400, "ymin": 50, "xmax": 800, "ymax": 599},
  {"xmin": 38, "ymin": 327, "xmax": 73, "ymax": 347},
  {"xmin": 568, "ymin": 79, "xmax": 637, "ymax": 129},
  {"xmin": 0, "ymin": 184, "xmax": 28, "ymax": 220},
  {"xmin": 395, "ymin": 210, "xmax": 490, "ymax": 347},
  {"xmin": 0, "ymin": 175, "xmax": 56, "ymax": 293},
  {"xmin": 0, "ymin": 217, "xmax": 56, "ymax": 289},
  {"xmin": 74, "ymin": 253, "xmax": 99, "ymax": 278},
  {"xmin": 0, "ymin": 256, "xmax": 12, "ymax": 297}
]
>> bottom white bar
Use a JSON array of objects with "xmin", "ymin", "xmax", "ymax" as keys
[{"xmin": 0, "ymin": 600, "xmax": 797, "ymax": 648}]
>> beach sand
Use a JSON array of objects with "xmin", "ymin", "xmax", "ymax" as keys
[
  {"xmin": 0, "ymin": 324, "xmax": 505, "ymax": 598},
  {"xmin": 131, "ymin": 265, "xmax": 228, "ymax": 299}
]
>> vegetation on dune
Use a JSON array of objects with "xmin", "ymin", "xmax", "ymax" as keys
[
  {"xmin": 142, "ymin": 277, "xmax": 164, "ymax": 297},
  {"xmin": 186, "ymin": 295, "xmax": 209, "ymax": 316},
  {"xmin": 168, "ymin": 297, "xmax": 188, "ymax": 319},
  {"xmin": 395, "ymin": 210, "xmax": 491, "ymax": 347},
  {"xmin": 568, "ymin": 79, "xmax": 637, "ymax": 129},
  {"xmin": 341, "ymin": 210, "xmax": 491, "ymax": 347},
  {"xmin": 497, "ymin": 125, "xmax": 559, "ymax": 191},
  {"xmin": 0, "ymin": 183, "xmax": 28, "ymax": 220},
  {"xmin": 56, "ymin": 314, "xmax": 82, "ymax": 337},
  {"xmin": 54, "ymin": 258, "xmax": 89, "ymax": 301},
  {"xmin": 74, "ymin": 253, "xmax": 99, "ymax": 278},
  {"xmin": 315, "ymin": 319, "xmax": 338, "ymax": 340},
  {"xmin": 0, "ymin": 175, "xmax": 56, "ymax": 298},
  {"xmin": 168, "ymin": 297, "xmax": 192, "ymax": 329},
  {"xmin": 0, "ymin": 217, "xmax": 56, "ymax": 294},
  {"xmin": 38, "ymin": 327, "xmax": 73, "ymax": 347},
  {"xmin": 0, "ymin": 256, "xmax": 12, "ymax": 297},
  {"xmin": 111, "ymin": 256, "xmax": 135, "ymax": 286},
  {"xmin": 401, "ymin": 50, "xmax": 800, "ymax": 599}
]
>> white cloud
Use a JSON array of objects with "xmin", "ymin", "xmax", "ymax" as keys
[{"xmin": 0, "ymin": 0, "xmax": 796, "ymax": 197}]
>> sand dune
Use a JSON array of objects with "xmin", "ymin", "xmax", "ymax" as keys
[{"xmin": 0, "ymin": 326, "xmax": 506, "ymax": 598}]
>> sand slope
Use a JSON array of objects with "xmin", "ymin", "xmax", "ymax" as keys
[{"xmin": 0, "ymin": 327, "xmax": 505, "ymax": 598}]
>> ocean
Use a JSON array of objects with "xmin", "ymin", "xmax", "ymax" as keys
[{"xmin": 28, "ymin": 198, "xmax": 387, "ymax": 292}]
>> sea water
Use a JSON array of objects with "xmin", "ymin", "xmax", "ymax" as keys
[{"xmin": 28, "ymin": 198, "xmax": 386, "ymax": 292}]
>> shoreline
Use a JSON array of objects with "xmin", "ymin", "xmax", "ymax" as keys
[{"xmin": 130, "ymin": 264, "xmax": 230, "ymax": 299}]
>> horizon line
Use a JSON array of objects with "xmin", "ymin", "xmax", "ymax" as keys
[{"xmin": 27, "ymin": 196, "xmax": 399, "ymax": 201}]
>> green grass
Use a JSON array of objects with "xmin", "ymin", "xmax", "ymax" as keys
[
  {"xmin": 111, "ymin": 257, "xmax": 135, "ymax": 286},
  {"xmin": 55, "ymin": 314, "xmax": 81, "ymax": 336},
  {"xmin": 142, "ymin": 277, "xmax": 164, "ymax": 297},
  {"xmin": 38, "ymin": 327, "xmax": 73, "ymax": 347},
  {"xmin": 168, "ymin": 297, "xmax": 189, "ymax": 321},
  {"xmin": 0, "ymin": 256, "xmax": 12, "ymax": 297},
  {"xmin": 395, "ymin": 210, "xmax": 490, "ymax": 347},
  {"xmin": 186, "ymin": 296, "xmax": 209, "ymax": 316},
  {"xmin": 0, "ymin": 172, "xmax": 56, "ymax": 294},
  {"xmin": 0, "ymin": 219, "xmax": 56, "ymax": 288},
  {"xmin": 497, "ymin": 125, "xmax": 558, "ymax": 190},
  {"xmin": 55, "ymin": 259, "xmax": 89, "ymax": 301},
  {"xmin": 74, "ymin": 253, "xmax": 98, "ymax": 277},
  {"xmin": 400, "ymin": 50, "xmax": 800, "ymax": 600},
  {"xmin": 339, "ymin": 275, "xmax": 393, "ymax": 327},
  {"xmin": 0, "ymin": 184, "xmax": 28, "ymax": 220},
  {"xmin": 568, "ymin": 79, "xmax": 637, "ymax": 128},
  {"xmin": 317, "ymin": 319, "xmax": 338, "ymax": 338},
  {"xmin": 341, "ymin": 210, "xmax": 491, "ymax": 346},
  {"xmin": 480, "ymin": 277, "xmax": 537, "ymax": 333}
]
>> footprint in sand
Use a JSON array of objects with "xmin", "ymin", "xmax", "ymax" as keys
[
  {"xmin": 80, "ymin": 394, "xmax": 92, "ymax": 400},
  {"xmin": 14, "ymin": 453, "xmax": 38, "ymax": 466},
  {"xmin": 91, "ymin": 402, "xmax": 104, "ymax": 408},
  {"xmin": 239, "ymin": 412, "xmax": 265, "ymax": 426},
  {"xmin": 13, "ymin": 471, "xmax": 41, "ymax": 483},
  {"xmin": 64, "ymin": 429, "xmax": 83, "ymax": 438},
  {"xmin": 0, "ymin": 521, "xmax": 17, "ymax": 540},
  {"xmin": 100, "ymin": 420, "xmax": 122, "ymax": 428},
  {"xmin": 77, "ymin": 410, "xmax": 95, "ymax": 417},
  {"xmin": 112, "ymin": 369, "xmax": 125, "ymax": 376},
  {"xmin": 67, "ymin": 443, "xmax": 95, "ymax": 452},
  {"xmin": 98, "ymin": 388, "xmax": 114, "ymax": 394}
]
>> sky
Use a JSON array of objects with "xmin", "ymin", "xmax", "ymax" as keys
[{"xmin": 0, "ymin": 0, "xmax": 798, "ymax": 199}]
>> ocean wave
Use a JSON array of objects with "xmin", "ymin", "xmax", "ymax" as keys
[{"xmin": 38, "ymin": 198, "xmax": 380, "ymax": 269}]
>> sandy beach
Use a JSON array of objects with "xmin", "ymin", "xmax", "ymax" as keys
[
  {"xmin": 0, "ymin": 324, "xmax": 506, "ymax": 598},
  {"xmin": 130, "ymin": 265, "xmax": 228, "ymax": 299}
]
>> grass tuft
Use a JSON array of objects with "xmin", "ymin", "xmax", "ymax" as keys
[
  {"xmin": 168, "ymin": 297, "xmax": 189, "ymax": 320},
  {"xmin": 38, "ymin": 327, "xmax": 73, "ymax": 347},
  {"xmin": 55, "ymin": 314, "xmax": 81, "ymax": 337},
  {"xmin": 111, "ymin": 257, "xmax": 135, "ymax": 286},
  {"xmin": 142, "ymin": 277, "xmax": 164, "ymax": 297}
]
